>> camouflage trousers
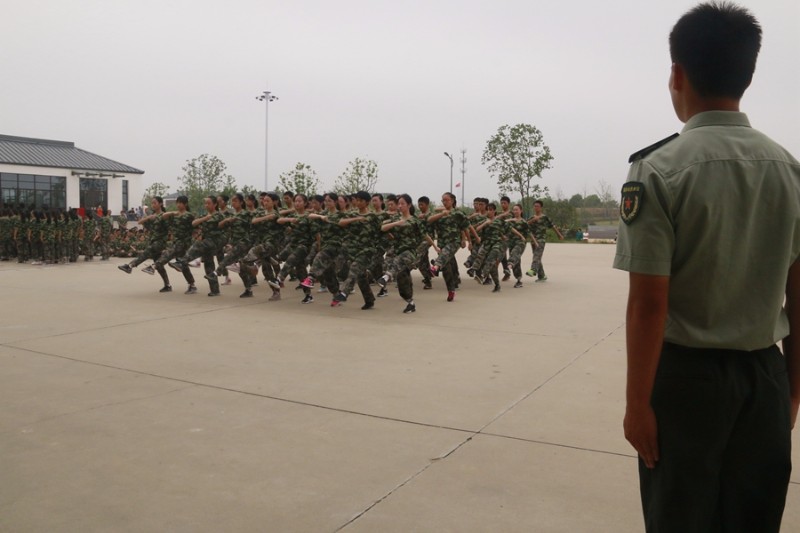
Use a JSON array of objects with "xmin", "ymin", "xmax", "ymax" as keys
[
  {"xmin": 310, "ymin": 246, "xmax": 345, "ymax": 294},
  {"xmin": 278, "ymin": 243, "xmax": 310, "ymax": 287},
  {"xmin": 416, "ymin": 242, "xmax": 431, "ymax": 283},
  {"xmin": 98, "ymin": 236, "xmax": 110, "ymax": 260},
  {"xmin": 529, "ymin": 241, "xmax": 547, "ymax": 279},
  {"xmin": 433, "ymin": 241, "xmax": 460, "ymax": 270},
  {"xmin": 507, "ymin": 240, "xmax": 526, "ymax": 279},
  {"xmin": 179, "ymin": 239, "xmax": 222, "ymax": 293},
  {"xmin": 218, "ymin": 241, "xmax": 256, "ymax": 289},
  {"xmin": 342, "ymin": 252, "xmax": 375, "ymax": 304},
  {"xmin": 16, "ymin": 238, "xmax": 29, "ymax": 262},
  {"xmin": 42, "ymin": 239, "xmax": 56, "ymax": 263},
  {"xmin": 130, "ymin": 242, "xmax": 167, "ymax": 268},
  {"xmin": 479, "ymin": 242, "xmax": 504, "ymax": 286},
  {"xmin": 385, "ymin": 249, "xmax": 417, "ymax": 301},
  {"xmin": 155, "ymin": 241, "xmax": 194, "ymax": 285},
  {"xmin": 82, "ymin": 238, "xmax": 95, "ymax": 259},
  {"xmin": 242, "ymin": 241, "xmax": 279, "ymax": 283}
]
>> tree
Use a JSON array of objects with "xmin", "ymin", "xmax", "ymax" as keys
[
  {"xmin": 568, "ymin": 193, "xmax": 584, "ymax": 208},
  {"xmin": 277, "ymin": 162, "xmax": 320, "ymax": 196},
  {"xmin": 177, "ymin": 154, "xmax": 236, "ymax": 212},
  {"xmin": 481, "ymin": 123, "xmax": 554, "ymax": 215},
  {"xmin": 595, "ymin": 179, "xmax": 618, "ymax": 220},
  {"xmin": 583, "ymin": 194, "xmax": 602, "ymax": 207},
  {"xmin": 543, "ymin": 198, "xmax": 579, "ymax": 232},
  {"xmin": 334, "ymin": 157, "xmax": 379, "ymax": 194},
  {"xmin": 141, "ymin": 182, "xmax": 170, "ymax": 206},
  {"xmin": 240, "ymin": 184, "xmax": 260, "ymax": 200}
]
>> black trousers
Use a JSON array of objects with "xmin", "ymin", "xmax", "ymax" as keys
[{"xmin": 641, "ymin": 342, "xmax": 792, "ymax": 533}]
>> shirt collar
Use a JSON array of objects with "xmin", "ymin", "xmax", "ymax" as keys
[{"xmin": 681, "ymin": 111, "xmax": 751, "ymax": 133}]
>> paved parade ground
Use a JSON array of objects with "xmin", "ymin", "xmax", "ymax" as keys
[{"xmin": 1, "ymin": 244, "xmax": 798, "ymax": 532}]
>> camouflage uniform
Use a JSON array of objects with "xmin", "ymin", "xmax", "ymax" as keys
[
  {"xmin": 116, "ymin": 214, "xmax": 128, "ymax": 231},
  {"xmin": 0, "ymin": 214, "xmax": 12, "ymax": 260},
  {"xmin": 42, "ymin": 219, "xmax": 56, "ymax": 263},
  {"xmin": 176, "ymin": 211, "xmax": 226, "ymax": 294},
  {"xmin": 431, "ymin": 210, "xmax": 469, "ymax": 292},
  {"xmin": 97, "ymin": 214, "xmax": 113, "ymax": 260},
  {"xmin": 309, "ymin": 211, "xmax": 347, "ymax": 295},
  {"xmin": 277, "ymin": 213, "xmax": 318, "ymax": 283},
  {"xmin": 528, "ymin": 214, "xmax": 556, "ymax": 279},
  {"xmin": 370, "ymin": 211, "xmax": 395, "ymax": 282},
  {"xmin": 474, "ymin": 217, "xmax": 508, "ymax": 286},
  {"xmin": 81, "ymin": 216, "xmax": 96, "ymax": 260},
  {"xmin": 16, "ymin": 215, "xmax": 30, "ymax": 263},
  {"xmin": 384, "ymin": 216, "xmax": 425, "ymax": 301},
  {"xmin": 29, "ymin": 217, "xmax": 42, "ymax": 262},
  {"xmin": 154, "ymin": 211, "xmax": 196, "ymax": 287},
  {"xmin": 464, "ymin": 213, "xmax": 488, "ymax": 268},
  {"xmin": 215, "ymin": 209, "xmax": 257, "ymax": 289},
  {"xmin": 506, "ymin": 218, "xmax": 531, "ymax": 280},
  {"xmin": 415, "ymin": 211, "xmax": 433, "ymax": 286},
  {"xmin": 124, "ymin": 213, "xmax": 170, "ymax": 286},
  {"xmin": 242, "ymin": 208, "xmax": 282, "ymax": 284},
  {"xmin": 340, "ymin": 211, "xmax": 382, "ymax": 305}
]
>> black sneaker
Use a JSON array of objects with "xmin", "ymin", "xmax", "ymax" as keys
[
  {"xmin": 403, "ymin": 302, "xmax": 416, "ymax": 314},
  {"xmin": 377, "ymin": 275, "xmax": 388, "ymax": 289},
  {"xmin": 208, "ymin": 291, "xmax": 220, "ymax": 297},
  {"xmin": 466, "ymin": 268, "xmax": 475, "ymax": 278},
  {"xmin": 185, "ymin": 286, "xmax": 197, "ymax": 294},
  {"xmin": 240, "ymin": 289, "xmax": 253, "ymax": 298},
  {"xmin": 141, "ymin": 265, "xmax": 155, "ymax": 275},
  {"xmin": 514, "ymin": 280, "xmax": 523, "ymax": 288},
  {"xmin": 377, "ymin": 287, "xmax": 388, "ymax": 298},
  {"xmin": 159, "ymin": 285, "xmax": 172, "ymax": 293},
  {"xmin": 502, "ymin": 270, "xmax": 511, "ymax": 281},
  {"xmin": 333, "ymin": 292, "xmax": 348, "ymax": 303},
  {"xmin": 301, "ymin": 294, "xmax": 314, "ymax": 304},
  {"xmin": 205, "ymin": 271, "xmax": 218, "ymax": 282},
  {"xmin": 168, "ymin": 261, "xmax": 184, "ymax": 272},
  {"xmin": 423, "ymin": 280, "xmax": 432, "ymax": 290},
  {"xmin": 118, "ymin": 264, "xmax": 132, "ymax": 274},
  {"xmin": 492, "ymin": 285, "xmax": 501, "ymax": 293},
  {"xmin": 361, "ymin": 301, "xmax": 375, "ymax": 310},
  {"xmin": 483, "ymin": 278, "xmax": 493, "ymax": 285}
]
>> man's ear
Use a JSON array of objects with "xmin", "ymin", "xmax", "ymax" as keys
[{"xmin": 670, "ymin": 63, "xmax": 685, "ymax": 92}]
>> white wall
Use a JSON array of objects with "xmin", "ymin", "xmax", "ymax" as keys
[{"xmin": 0, "ymin": 163, "xmax": 143, "ymax": 214}]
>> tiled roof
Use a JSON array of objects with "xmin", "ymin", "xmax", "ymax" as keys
[{"xmin": 0, "ymin": 134, "xmax": 144, "ymax": 174}]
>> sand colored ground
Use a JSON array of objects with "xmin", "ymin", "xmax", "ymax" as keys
[{"xmin": 1, "ymin": 244, "xmax": 797, "ymax": 532}]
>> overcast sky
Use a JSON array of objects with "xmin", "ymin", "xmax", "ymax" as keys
[{"xmin": 2, "ymin": 0, "xmax": 798, "ymax": 204}]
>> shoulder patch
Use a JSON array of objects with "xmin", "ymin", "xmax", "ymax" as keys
[
  {"xmin": 620, "ymin": 182, "xmax": 644, "ymax": 225},
  {"xmin": 628, "ymin": 133, "xmax": 679, "ymax": 163}
]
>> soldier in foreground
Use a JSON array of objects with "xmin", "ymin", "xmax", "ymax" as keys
[{"xmin": 614, "ymin": 3, "xmax": 799, "ymax": 531}]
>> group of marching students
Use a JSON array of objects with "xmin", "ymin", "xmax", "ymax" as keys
[
  {"xmin": 116, "ymin": 190, "xmax": 563, "ymax": 313},
  {"xmin": 0, "ymin": 207, "xmax": 116, "ymax": 265}
]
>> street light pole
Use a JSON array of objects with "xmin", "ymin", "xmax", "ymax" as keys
[
  {"xmin": 255, "ymin": 90, "xmax": 279, "ymax": 191},
  {"xmin": 443, "ymin": 152, "xmax": 454, "ymax": 194}
]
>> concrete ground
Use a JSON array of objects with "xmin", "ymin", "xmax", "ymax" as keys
[{"xmin": 1, "ymin": 244, "xmax": 797, "ymax": 532}]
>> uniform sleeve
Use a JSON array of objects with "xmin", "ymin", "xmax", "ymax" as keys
[{"xmin": 613, "ymin": 161, "xmax": 675, "ymax": 276}]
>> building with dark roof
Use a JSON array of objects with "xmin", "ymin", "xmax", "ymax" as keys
[{"xmin": 0, "ymin": 134, "xmax": 144, "ymax": 215}]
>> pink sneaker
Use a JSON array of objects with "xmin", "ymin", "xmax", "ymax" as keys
[{"xmin": 300, "ymin": 276, "xmax": 314, "ymax": 288}]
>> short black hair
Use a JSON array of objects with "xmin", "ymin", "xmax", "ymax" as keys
[
  {"xmin": 418, "ymin": 196, "xmax": 430, "ymax": 205},
  {"xmin": 500, "ymin": 196, "xmax": 511, "ymax": 203},
  {"xmin": 669, "ymin": 1, "xmax": 761, "ymax": 99}
]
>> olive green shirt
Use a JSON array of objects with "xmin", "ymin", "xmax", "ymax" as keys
[{"xmin": 614, "ymin": 111, "xmax": 800, "ymax": 350}]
